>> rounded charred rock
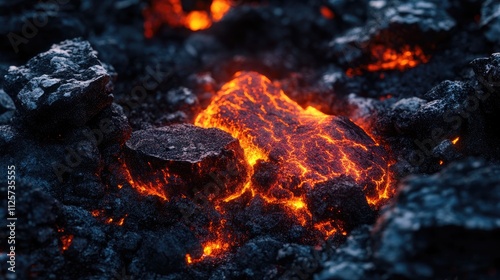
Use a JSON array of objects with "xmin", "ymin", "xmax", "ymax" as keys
[{"xmin": 124, "ymin": 124, "xmax": 249, "ymax": 201}]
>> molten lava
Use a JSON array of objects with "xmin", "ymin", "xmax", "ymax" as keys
[
  {"xmin": 195, "ymin": 72, "xmax": 392, "ymax": 238},
  {"xmin": 367, "ymin": 45, "xmax": 430, "ymax": 72},
  {"xmin": 143, "ymin": 0, "xmax": 232, "ymax": 37},
  {"xmin": 347, "ymin": 45, "xmax": 430, "ymax": 76}
]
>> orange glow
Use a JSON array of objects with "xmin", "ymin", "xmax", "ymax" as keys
[
  {"xmin": 122, "ymin": 162, "xmax": 168, "ymax": 201},
  {"xmin": 185, "ymin": 11, "xmax": 212, "ymax": 31},
  {"xmin": 61, "ymin": 235, "xmax": 74, "ymax": 251},
  {"xmin": 195, "ymin": 72, "xmax": 393, "ymax": 240},
  {"xmin": 211, "ymin": 0, "xmax": 232, "ymax": 21},
  {"xmin": 320, "ymin": 6, "xmax": 335, "ymax": 20},
  {"xmin": 367, "ymin": 45, "xmax": 430, "ymax": 72},
  {"xmin": 347, "ymin": 45, "xmax": 430, "ymax": 76},
  {"xmin": 186, "ymin": 254, "xmax": 193, "ymax": 264},
  {"xmin": 186, "ymin": 220, "xmax": 232, "ymax": 264},
  {"xmin": 452, "ymin": 137, "xmax": 459, "ymax": 145},
  {"xmin": 143, "ymin": 0, "xmax": 233, "ymax": 37}
]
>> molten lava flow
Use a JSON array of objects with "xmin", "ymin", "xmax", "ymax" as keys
[
  {"xmin": 143, "ymin": 0, "xmax": 233, "ymax": 37},
  {"xmin": 195, "ymin": 72, "xmax": 392, "ymax": 239}
]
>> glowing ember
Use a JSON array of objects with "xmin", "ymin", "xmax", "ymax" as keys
[
  {"xmin": 122, "ymin": 162, "xmax": 168, "ymax": 201},
  {"xmin": 61, "ymin": 235, "xmax": 73, "ymax": 251},
  {"xmin": 452, "ymin": 137, "xmax": 459, "ymax": 145},
  {"xmin": 367, "ymin": 45, "xmax": 430, "ymax": 72},
  {"xmin": 320, "ymin": 6, "xmax": 335, "ymax": 20},
  {"xmin": 195, "ymin": 71, "xmax": 392, "ymax": 236},
  {"xmin": 347, "ymin": 45, "xmax": 430, "ymax": 76},
  {"xmin": 143, "ymin": 0, "xmax": 233, "ymax": 37}
]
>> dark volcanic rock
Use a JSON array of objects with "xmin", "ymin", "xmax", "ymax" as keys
[
  {"xmin": 315, "ymin": 226, "xmax": 375, "ymax": 280},
  {"xmin": 307, "ymin": 176, "xmax": 375, "ymax": 232},
  {"xmin": 131, "ymin": 227, "xmax": 199, "ymax": 275},
  {"xmin": 4, "ymin": 38, "xmax": 113, "ymax": 133},
  {"xmin": 373, "ymin": 159, "xmax": 500, "ymax": 279},
  {"xmin": 480, "ymin": 0, "xmax": 500, "ymax": 43},
  {"xmin": 124, "ymin": 124, "xmax": 249, "ymax": 200},
  {"xmin": 471, "ymin": 52, "xmax": 500, "ymax": 107},
  {"xmin": 88, "ymin": 103, "xmax": 132, "ymax": 148}
]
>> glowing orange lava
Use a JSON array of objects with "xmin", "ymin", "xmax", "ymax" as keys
[
  {"xmin": 195, "ymin": 72, "xmax": 393, "ymax": 239},
  {"xmin": 367, "ymin": 45, "xmax": 430, "ymax": 72},
  {"xmin": 143, "ymin": 0, "xmax": 233, "ymax": 37},
  {"xmin": 122, "ymin": 162, "xmax": 168, "ymax": 201},
  {"xmin": 347, "ymin": 45, "xmax": 430, "ymax": 76}
]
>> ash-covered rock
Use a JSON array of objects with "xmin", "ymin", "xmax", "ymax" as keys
[
  {"xmin": 328, "ymin": 0, "xmax": 456, "ymax": 65},
  {"xmin": 480, "ymin": 0, "xmax": 500, "ymax": 44},
  {"xmin": 4, "ymin": 38, "xmax": 113, "ymax": 133},
  {"xmin": 471, "ymin": 52, "xmax": 500, "ymax": 105},
  {"xmin": 124, "ymin": 124, "xmax": 249, "ymax": 200},
  {"xmin": 373, "ymin": 159, "xmax": 500, "ymax": 279}
]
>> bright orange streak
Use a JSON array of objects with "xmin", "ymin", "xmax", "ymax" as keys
[
  {"xmin": 121, "ymin": 162, "xmax": 168, "ymax": 201},
  {"xmin": 452, "ymin": 137, "xmax": 459, "ymax": 145}
]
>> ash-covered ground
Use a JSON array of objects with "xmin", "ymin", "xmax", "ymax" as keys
[{"xmin": 1, "ymin": 0, "xmax": 500, "ymax": 279}]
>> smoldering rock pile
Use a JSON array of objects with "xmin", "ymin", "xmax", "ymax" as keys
[{"xmin": 0, "ymin": 0, "xmax": 500, "ymax": 279}]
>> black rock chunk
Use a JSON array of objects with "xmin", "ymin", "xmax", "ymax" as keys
[
  {"xmin": 388, "ymin": 80, "xmax": 472, "ymax": 138},
  {"xmin": 210, "ymin": 237, "xmax": 283, "ymax": 280},
  {"xmin": 373, "ymin": 159, "xmax": 500, "ymax": 279},
  {"xmin": 4, "ymin": 38, "xmax": 113, "ymax": 133},
  {"xmin": 471, "ymin": 52, "xmax": 500, "ymax": 111},
  {"xmin": 124, "ymin": 124, "xmax": 249, "ymax": 201},
  {"xmin": 88, "ymin": 103, "xmax": 132, "ymax": 148},
  {"xmin": 307, "ymin": 176, "xmax": 375, "ymax": 232}
]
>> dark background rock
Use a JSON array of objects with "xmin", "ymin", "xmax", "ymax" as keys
[{"xmin": 372, "ymin": 159, "xmax": 500, "ymax": 279}]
